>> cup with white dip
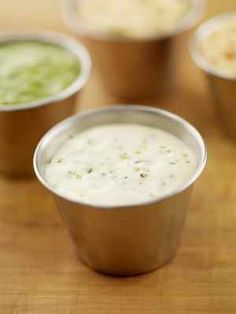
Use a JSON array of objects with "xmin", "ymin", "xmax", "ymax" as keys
[
  {"xmin": 64, "ymin": 0, "xmax": 205, "ymax": 101},
  {"xmin": 190, "ymin": 13, "xmax": 236, "ymax": 141},
  {"xmin": 0, "ymin": 32, "xmax": 91, "ymax": 177},
  {"xmin": 34, "ymin": 105, "xmax": 207, "ymax": 276}
]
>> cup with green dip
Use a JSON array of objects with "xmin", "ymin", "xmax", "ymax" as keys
[{"xmin": 0, "ymin": 32, "xmax": 91, "ymax": 177}]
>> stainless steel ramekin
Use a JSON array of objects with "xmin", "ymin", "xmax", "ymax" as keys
[
  {"xmin": 64, "ymin": 0, "xmax": 205, "ymax": 101},
  {"xmin": 0, "ymin": 31, "xmax": 91, "ymax": 177},
  {"xmin": 190, "ymin": 13, "xmax": 236, "ymax": 141},
  {"xmin": 34, "ymin": 105, "xmax": 207, "ymax": 276}
]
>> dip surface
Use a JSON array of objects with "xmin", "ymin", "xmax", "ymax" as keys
[
  {"xmin": 76, "ymin": 0, "xmax": 191, "ymax": 39},
  {"xmin": 200, "ymin": 17, "xmax": 236, "ymax": 77},
  {"xmin": 44, "ymin": 124, "xmax": 197, "ymax": 206},
  {"xmin": 0, "ymin": 41, "xmax": 80, "ymax": 105}
]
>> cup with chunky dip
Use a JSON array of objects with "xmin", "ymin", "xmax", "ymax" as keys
[
  {"xmin": 34, "ymin": 105, "xmax": 207, "ymax": 276},
  {"xmin": 0, "ymin": 32, "xmax": 91, "ymax": 176},
  {"xmin": 64, "ymin": 0, "xmax": 205, "ymax": 101},
  {"xmin": 190, "ymin": 13, "xmax": 236, "ymax": 141}
]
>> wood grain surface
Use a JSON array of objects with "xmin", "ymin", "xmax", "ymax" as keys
[{"xmin": 0, "ymin": 1, "xmax": 236, "ymax": 313}]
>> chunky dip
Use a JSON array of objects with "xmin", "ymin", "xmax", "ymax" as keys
[
  {"xmin": 76, "ymin": 0, "xmax": 191, "ymax": 39},
  {"xmin": 44, "ymin": 124, "xmax": 197, "ymax": 206},
  {"xmin": 200, "ymin": 17, "xmax": 236, "ymax": 77},
  {"xmin": 0, "ymin": 41, "xmax": 80, "ymax": 105}
]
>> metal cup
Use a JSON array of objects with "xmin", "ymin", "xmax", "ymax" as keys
[
  {"xmin": 34, "ymin": 105, "xmax": 207, "ymax": 276},
  {"xmin": 0, "ymin": 31, "xmax": 91, "ymax": 177},
  {"xmin": 190, "ymin": 13, "xmax": 236, "ymax": 141},
  {"xmin": 64, "ymin": 0, "xmax": 205, "ymax": 101}
]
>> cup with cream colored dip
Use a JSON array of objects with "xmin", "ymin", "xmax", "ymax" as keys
[
  {"xmin": 34, "ymin": 105, "xmax": 207, "ymax": 276},
  {"xmin": 64, "ymin": 0, "xmax": 205, "ymax": 101},
  {"xmin": 0, "ymin": 32, "xmax": 91, "ymax": 177},
  {"xmin": 190, "ymin": 13, "xmax": 236, "ymax": 141}
]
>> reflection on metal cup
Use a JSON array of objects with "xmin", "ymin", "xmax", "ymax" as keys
[{"xmin": 34, "ymin": 105, "xmax": 207, "ymax": 276}]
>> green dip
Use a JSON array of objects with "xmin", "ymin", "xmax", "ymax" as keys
[{"xmin": 0, "ymin": 41, "xmax": 81, "ymax": 105}]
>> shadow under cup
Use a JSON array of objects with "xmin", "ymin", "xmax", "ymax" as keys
[
  {"xmin": 34, "ymin": 105, "xmax": 207, "ymax": 276},
  {"xmin": 64, "ymin": 0, "xmax": 205, "ymax": 102}
]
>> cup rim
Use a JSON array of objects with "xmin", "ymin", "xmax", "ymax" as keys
[
  {"xmin": 190, "ymin": 12, "xmax": 236, "ymax": 80},
  {"xmin": 0, "ymin": 30, "xmax": 92, "ymax": 112},
  {"xmin": 33, "ymin": 105, "xmax": 207, "ymax": 210},
  {"xmin": 63, "ymin": 0, "xmax": 205, "ymax": 42}
]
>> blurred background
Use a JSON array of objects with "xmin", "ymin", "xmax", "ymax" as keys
[
  {"xmin": 0, "ymin": 0, "xmax": 235, "ymax": 112},
  {"xmin": 1, "ymin": 0, "xmax": 235, "ymax": 31}
]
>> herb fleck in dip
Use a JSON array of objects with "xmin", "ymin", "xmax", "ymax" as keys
[
  {"xmin": 0, "ymin": 41, "xmax": 80, "ymax": 105},
  {"xmin": 44, "ymin": 124, "xmax": 197, "ymax": 206}
]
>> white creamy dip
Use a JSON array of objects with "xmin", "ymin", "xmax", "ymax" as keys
[
  {"xmin": 200, "ymin": 17, "xmax": 236, "ymax": 77},
  {"xmin": 44, "ymin": 124, "xmax": 197, "ymax": 206},
  {"xmin": 76, "ymin": 0, "xmax": 191, "ymax": 39}
]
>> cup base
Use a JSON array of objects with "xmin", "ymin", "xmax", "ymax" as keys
[{"xmin": 77, "ymin": 252, "xmax": 176, "ymax": 277}]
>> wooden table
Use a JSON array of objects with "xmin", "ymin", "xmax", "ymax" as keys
[{"xmin": 0, "ymin": 1, "xmax": 236, "ymax": 313}]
